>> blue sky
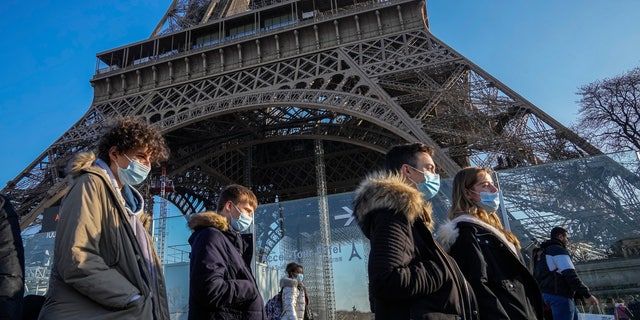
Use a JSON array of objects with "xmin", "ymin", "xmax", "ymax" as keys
[{"xmin": 1, "ymin": 0, "xmax": 639, "ymax": 189}]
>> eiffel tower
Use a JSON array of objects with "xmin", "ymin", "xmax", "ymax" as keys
[{"xmin": 4, "ymin": 0, "xmax": 640, "ymax": 301}]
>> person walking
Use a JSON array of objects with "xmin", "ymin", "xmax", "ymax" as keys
[
  {"xmin": 188, "ymin": 184, "xmax": 265, "ymax": 320},
  {"xmin": 353, "ymin": 142, "xmax": 478, "ymax": 320},
  {"xmin": 535, "ymin": 226, "xmax": 599, "ymax": 320},
  {"xmin": 626, "ymin": 295, "xmax": 640, "ymax": 320},
  {"xmin": 616, "ymin": 298, "xmax": 634, "ymax": 320},
  {"xmin": 437, "ymin": 166, "xmax": 544, "ymax": 319},
  {"xmin": 38, "ymin": 117, "xmax": 170, "ymax": 319},
  {"xmin": 279, "ymin": 262, "xmax": 306, "ymax": 320}
]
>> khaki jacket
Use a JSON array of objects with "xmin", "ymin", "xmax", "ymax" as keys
[{"xmin": 39, "ymin": 152, "xmax": 169, "ymax": 320}]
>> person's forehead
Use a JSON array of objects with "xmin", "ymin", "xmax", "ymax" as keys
[
  {"xmin": 127, "ymin": 146, "xmax": 151, "ymax": 155},
  {"xmin": 414, "ymin": 152, "xmax": 435, "ymax": 167},
  {"xmin": 237, "ymin": 200, "xmax": 256, "ymax": 211},
  {"xmin": 475, "ymin": 172, "xmax": 494, "ymax": 183}
]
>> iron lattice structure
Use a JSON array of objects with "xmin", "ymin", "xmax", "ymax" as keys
[{"xmin": 3, "ymin": 0, "xmax": 639, "ymax": 272}]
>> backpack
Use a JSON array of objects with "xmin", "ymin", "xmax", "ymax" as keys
[
  {"xmin": 531, "ymin": 245, "xmax": 558, "ymax": 285},
  {"xmin": 265, "ymin": 289, "xmax": 283, "ymax": 320},
  {"xmin": 531, "ymin": 246, "xmax": 557, "ymax": 320}
]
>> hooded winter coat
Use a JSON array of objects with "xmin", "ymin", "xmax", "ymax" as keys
[
  {"xmin": 279, "ymin": 277, "xmax": 305, "ymax": 320},
  {"xmin": 354, "ymin": 172, "xmax": 478, "ymax": 320},
  {"xmin": 437, "ymin": 215, "xmax": 543, "ymax": 320},
  {"xmin": 187, "ymin": 211, "xmax": 266, "ymax": 320},
  {"xmin": 0, "ymin": 195, "xmax": 24, "ymax": 320},
  {"xmin": 38, "ymin": 152, "xmax": 169, "ymax": 320}
]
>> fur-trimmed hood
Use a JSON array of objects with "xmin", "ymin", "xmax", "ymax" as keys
[
  {"xmin": 187, "ymin": 211, "xmax": 229, "ymax": 232},
  {"xmin": 353, "ymin": 171, "xmax": 431, "ymax": 238},
  {"xmin": 64, "ymin": 152, "xmax": 115, "ymax": 189},
  {"xmin": 65, "ymin": 152, "xmax": 98, "ymax": 178},
  {"xmin": 279, "ymin": 277, "xmax": 300, "ymax": 288},
  {"xmin": 436, "ymin": 215, "xmax": 518, "ymax": 256}
]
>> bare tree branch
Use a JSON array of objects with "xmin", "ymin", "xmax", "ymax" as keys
[{"xmin": 575, "ymin": 67, "xmax": 640, "ymax": 152}]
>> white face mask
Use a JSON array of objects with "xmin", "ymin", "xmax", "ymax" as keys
[
  {"xmin": 117, "ymin": 154, "xmax": 151, "ymax": 185},
  {"xmin": 471, "ymin": 190, "xmax": 501, "ymax": 212},
  {"xmin": 230, "ymin": 204, "xmax": 253, "ymax": 232},
  {"xmin": 407, "ymin": 165, "xmax": 440, "ymax": 200}
]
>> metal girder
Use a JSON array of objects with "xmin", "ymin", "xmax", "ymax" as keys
[{"xmin": 499, "ymin": 153, "xmax": 640, "ymax": 259}]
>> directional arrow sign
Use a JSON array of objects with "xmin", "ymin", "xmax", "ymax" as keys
[{"xmin": 334, "ymin": 206, "xmax": 355, "ymax": 227}]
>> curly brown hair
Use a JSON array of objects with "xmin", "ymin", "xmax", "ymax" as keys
[{"xmin": 96, "ymin": 117, "xmax": 169, "ymax": 165}]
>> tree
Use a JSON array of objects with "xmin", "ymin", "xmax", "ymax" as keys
[{"xmin": 575, "ymin": 67, "xmax": 640, "ymax": 152}]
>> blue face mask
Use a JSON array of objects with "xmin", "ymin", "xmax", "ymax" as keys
[
  {"xmin": 472, "ymin": 190, "xmax": 501, "ymax": 212},
  {"xmin": 117, "ymin": 154, "xmax": 151, "ymax": 186},
  {"xmin": 296, "ymin": 273, "xmax": 304, "ymax": 282},
  {"xmin": 230, "ymin": 204, "xmax": 253, "ymax": 232},
  {"xmin": 407, "ymin": 165, "xmax": 440, "ymax": 200}
]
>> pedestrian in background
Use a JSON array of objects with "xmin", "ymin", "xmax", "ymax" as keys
[
  {"xmin": 39, "ymin": 117, "xmax": 170, "ymax": 319},
  {"xmin": 437, "ymin": 166, "xmax": 543, "ymax": 319},
  {"xmin": 627, "ymin": 295, "xmax": 640, "ymax": 320},
  {"xmin": 535, "ymin": 227, "xmax": 599, "ymax": 320},
  {"xmin": 616, "ymin": 298, "xmax": 634, "ymax": 320},
  {"xmin": 279, "ymin": 262, "xmax": 307, "ymax": 320},
  {"xmin": 188, "ymin": 184, "xmax": 265, "ymax": 320}
]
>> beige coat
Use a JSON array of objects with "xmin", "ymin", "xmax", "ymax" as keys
[{"xmin": 38, "ymin": 152, "xmax": 169, "ymax": 320}]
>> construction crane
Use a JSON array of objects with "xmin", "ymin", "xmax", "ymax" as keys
[{"xmin": 152, "ymin": 167, "xmax": 174, "ymax": 264}]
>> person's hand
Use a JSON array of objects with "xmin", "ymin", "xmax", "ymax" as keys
[{"xmin": 587, "ymin": 295, "xmax": 599, "ymax": 305}]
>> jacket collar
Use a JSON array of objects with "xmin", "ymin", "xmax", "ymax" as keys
[
  {"xmin": 66, "ymin": 152, "xmax": 124, "ymax": 205},
  {"xmin": 542, "ymin": 238, "xmax": 565, "ymax": 248},
  {"xmin": 187, "ymin": 211, "xmax": 230, "ymax": 232},
  {"xmin": 353, "ymin": 171, "xmax": 431, "ymax": 236},
  {"xmin": 436, "ymin": 214, "xmax": 518, "ymax": 256},
  {"xmin": 279, "ymin": 277, "xmax": 300, "ymax": 288},
  {"xmin": 65, "ymin": 152, "xmax": 96, "ymax": 177},
  {"xmin": 65, "ymin": 152, "xmax": 147, "ymax": 236}
]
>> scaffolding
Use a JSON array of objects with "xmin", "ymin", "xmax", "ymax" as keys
[{"xmin": 152, "ymin": 167, "xmax": 174, "ymax": 264}]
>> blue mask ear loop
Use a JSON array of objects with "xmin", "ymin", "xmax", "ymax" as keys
[{"xmin": 405, "ymin": 164, "xmax": 440, "ymax": 200}]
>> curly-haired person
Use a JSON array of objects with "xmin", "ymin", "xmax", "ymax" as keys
[{"xmin": 39, "ymin": 117, "xmax": 170, "ymax": 320}]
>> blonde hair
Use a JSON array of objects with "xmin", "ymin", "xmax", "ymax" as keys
[{"xmin": 449, "ymin": 167, "xmax": 520, "ymax": 248}]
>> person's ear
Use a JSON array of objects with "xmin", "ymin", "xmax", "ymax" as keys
[
  {"xmin": 108, "ymin": 146, "xmax": 120, "ymax": 163},
  {"xmin": 224, "ymin": 200, "xmax": 235, "ymax": 213},
  {"xmin": 400, "ymin": 164, "xmax": 411, "ymax": 178}
]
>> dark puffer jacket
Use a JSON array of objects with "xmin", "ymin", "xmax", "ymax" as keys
[
  {"xmin": 188, "ymin": 212, "xmax": 266, "ymax": 320},
  {"xmin": 354, "ymin": 172, "xmax": 478, "ymax": 320},
  {"xmin": 0, "ymin": 195, "xmax": 24, "ymax": 320},
  {"xmin": 437, "ymin": 215, "xmax": 544, "ymax": 320}
]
